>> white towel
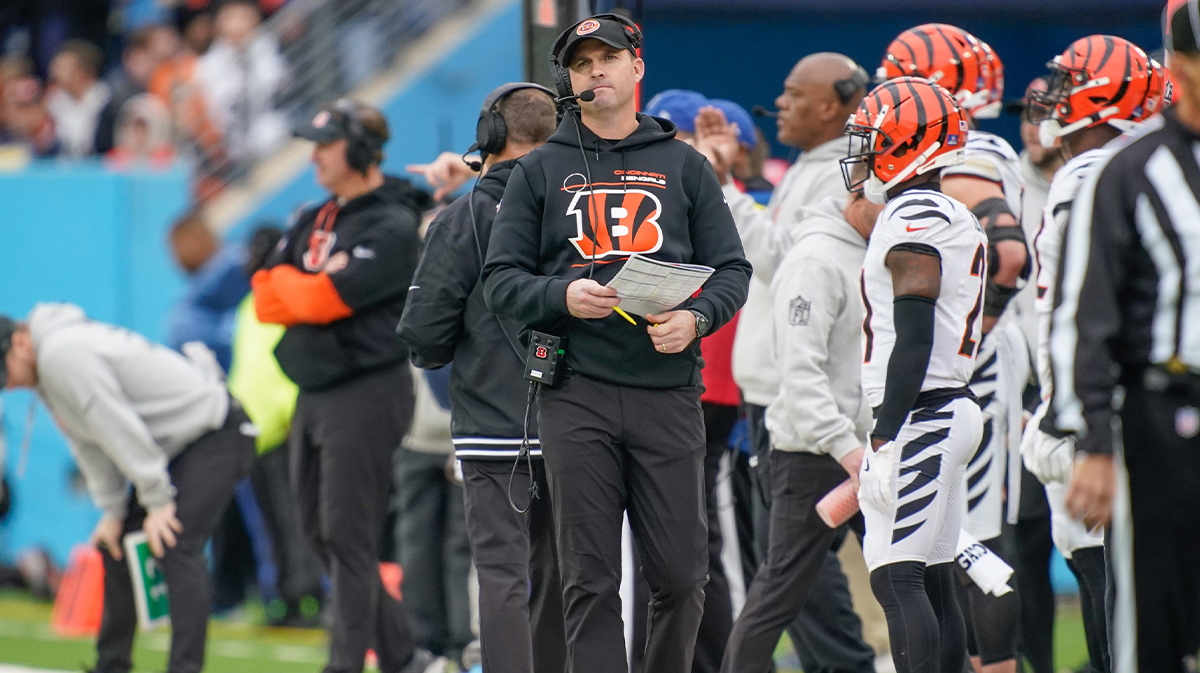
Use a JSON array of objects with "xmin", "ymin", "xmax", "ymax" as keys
[{"xmin": 956, "ymin": 529, "xmax": 1014, "ymax": 597}]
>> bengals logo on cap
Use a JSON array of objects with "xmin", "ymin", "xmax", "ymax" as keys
[
  {"xmin": 566, "ymin": 183, "xmax": 663, "ymax": 260},
  {"xmin": 576, "ymin": 19, "xmax": 601, "ymax": 35}
]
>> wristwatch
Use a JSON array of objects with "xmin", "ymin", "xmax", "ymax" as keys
[{"xmin": 689, "ymin": 309, "xmax": 710, "ymax": 339}]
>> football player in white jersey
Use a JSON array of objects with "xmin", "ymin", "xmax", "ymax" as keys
[
  {"xmin": 878, "ymin": 26, "xmax": 1031, "ymax": 673},
  {"xmin": 843, "ymin": 76, "xmax": 986, "ymax": 673},
  {"xmin": 1020, "ymin": 36, "xmax": 1165, "ymax": 673}
]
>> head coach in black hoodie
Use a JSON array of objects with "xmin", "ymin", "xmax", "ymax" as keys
[
  {"xmin": 251, "ymin": 99, "xmax": 443, "ymax": 673},
  {"xmin": 397, "ymin": 83, "xmax": 567, "ymax": 673},
  {"xmin": 481, "ymin": 15, "xmax": 752, "ymax": 673}
]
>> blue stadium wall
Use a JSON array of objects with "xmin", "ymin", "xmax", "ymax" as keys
[{"xmin": 635, "ymin": 4, "xmax": 1162, "ymax": 158}]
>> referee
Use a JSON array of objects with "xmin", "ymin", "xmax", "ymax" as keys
[
  {"xmin": 1051, "ymin": 4, "xmax": 1200, "ymax": 670},
  {"xmin": 481, "ymin": 14, "xmax": 751, "ymax": 673}
]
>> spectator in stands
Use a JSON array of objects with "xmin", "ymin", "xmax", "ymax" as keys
[
  {"xmin": 195, "ymin": 0, "xmax": 289, "ymax": 169},
  {"xmin": 0, "ymin": 55, "xmax": 34, "ymax": 90},
  {"xmin": 1, "ymin": 76, "xmax": 60, "ymax": 158},
  {"xmin": 46, "ymin": 40, "xmax": 110, "ymax": 157},
  {"xmin": 149, "ymin": 14, "xmax": 227, "ymax": 201},
  {"xmin": 105, "ymin": 94, "xmax": 175, "ymax": 168},
  {"xmin": 182, "ymin": 11, "xmax": 216, "ymax": 56},
  {"xmin": 97, "ymin": 25, "xmax": 182, "ymax": 154}
]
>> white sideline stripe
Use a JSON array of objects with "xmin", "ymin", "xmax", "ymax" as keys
[
  {"xmin": 208, "ymin": 0, "xmax": 517, "ymax": 233},
  {"xmin": 0, "ymin": 666, "xmax": 74, "ymax": 673}
]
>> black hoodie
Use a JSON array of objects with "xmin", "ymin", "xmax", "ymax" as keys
[
  {"xmin": 397, "ymin": 159, "xmax": 542, "ymax": 460},
  {"xmin": 267, "ymin": 175, "xmax": 430, "ymax": 390},
  {"xmin": 482, "ymin": 114, "xmax": 752, "ymax": 389}
]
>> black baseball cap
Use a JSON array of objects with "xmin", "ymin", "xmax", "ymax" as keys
[
  {"xmin": 0, "ymin": 316, "xmax": 16, "ymax": 389},
  {"xmin": 293, "ymin": 101, "xmax": 358, "ymax": 144},
  {"xmin": 556, "ymin": 16, "xmax": 639, "ymax": 66}
]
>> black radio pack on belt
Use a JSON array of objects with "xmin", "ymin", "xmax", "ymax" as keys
[
  {"xmin": 507, "ymin": 331, "xmax": 567, "ymax": 514},
  {"xmin": 524, "ymin": 331, "xmax": 568, "ymax": 387}
]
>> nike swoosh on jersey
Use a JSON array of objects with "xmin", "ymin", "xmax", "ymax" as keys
[{"xmin": 906, "ymin": 224, "xmax": 931, "ymax": 232}]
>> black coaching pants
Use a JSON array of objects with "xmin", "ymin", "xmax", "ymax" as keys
[
  {"xmin": 743, "ymin": 405, "xmax": 875, "ymax": 673},
  {"xmin": 1116, "ymin": 381, "xmax": 1200, "ymax": 673},
  {"xmin": 96, "ymin": 403, "xmax": 256, "ymax": 673},
  {"xmin": 720, "ymin": 450, "xmax": 871, "ymax": 673},
  {"xmin": 538, "ymin": 372, "xmax": 708, "ymax": 673},
  {"xmin": 290, "ymin": 364, "xmax": 416, "ymax": 673},
  {"xmin": 461, "ymin": 458, "xmax": 566, "ymax": 673}
]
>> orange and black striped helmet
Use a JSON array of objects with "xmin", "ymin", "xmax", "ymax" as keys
[
  {"xmin": 976, "ymin": 40, "xmax": 1005, "ymax": 119},
  {"xmin": 841, "ymin": 76, "xmax": 969, "ymax": 202},
  {"xmin": 878, "ymin": 24, "xmax": 991, "ymax": 118},
  {"xmin": 1029, "ymin": 35, "xmax": 1153, "ymax": 140},
  {"xmin": 1145, "ymin": 58, "xmax": 1176, "ymax": 115}
]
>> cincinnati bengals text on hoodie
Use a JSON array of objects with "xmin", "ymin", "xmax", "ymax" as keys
[{"xmin": 482, "ymin": 113, "xmax": 752, "ymax": 389}]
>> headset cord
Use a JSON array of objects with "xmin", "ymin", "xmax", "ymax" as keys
[
  {"xmin": 507, "ymin": 380, "xmax": 540, "ymax": 514},
  {"xmin": 570, "ymin": 109, "xmax": 599, "ymax": 281}
]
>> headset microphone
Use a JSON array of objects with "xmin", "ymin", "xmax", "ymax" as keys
[
  {"xmin": 752, "ymin": 105, "xmax": 779, "ymax": 118},
  {"xmin": 462, "ymin": 146, "xmax": 483, "ymax": 172},
  {"xmin": 556, "ymin": 89, "xmax": 596, "ymax": 105}
]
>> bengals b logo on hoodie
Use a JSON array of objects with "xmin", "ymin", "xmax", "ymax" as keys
[{"xmin": 565, "ymin": 179, "xmax": 663, "ymax": 260}]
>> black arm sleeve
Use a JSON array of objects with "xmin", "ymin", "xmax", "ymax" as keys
[
  {"xmin": 397, "ymin": 200, "xmax": 476, "ymax": 368},
  {"xmin": 872, "ymin": 295, "xmax": 936, "ymax": 442},
  {"xmin": 681, "ymin": 149, "xmax": 753, "ymax": 330}
]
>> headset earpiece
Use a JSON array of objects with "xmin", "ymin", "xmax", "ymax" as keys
[
  {"xmin": 834, "ymin": 65, "xmax": 871, "ymax": 105},
  {"xmin": 472, "ymin": 82, "xmax": 555, "ymax": 163},
  {"xmin": 332, "ymin": 99, "xmax": 384, "ymax": 175}
]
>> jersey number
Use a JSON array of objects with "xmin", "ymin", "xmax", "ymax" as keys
[{"xmin": 958, "ymin": 244, "xmax": 987, "ymax": 357}]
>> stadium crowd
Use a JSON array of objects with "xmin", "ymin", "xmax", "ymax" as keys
[{"xmin": 3, "ymin": 2, "xmax": 1200, "ymax": 673}]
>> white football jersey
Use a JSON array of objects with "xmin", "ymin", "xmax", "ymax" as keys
[
  {"xmin": 1032, "ymin": 147, "xmax": 1112, "ymax": 390},
  {"xmin": 862, "ymin": 189, "xmax": 989, "ymax": 408},
  {"xmin": 943, "ymin": 130, "xmax": 1025, "ymax": 218}
]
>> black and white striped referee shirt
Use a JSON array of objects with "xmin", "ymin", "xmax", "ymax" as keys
[{"xmin": 1051, "ymin": 108, "xmax": 1200, "ymax": 455}]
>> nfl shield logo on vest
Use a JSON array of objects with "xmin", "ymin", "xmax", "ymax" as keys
[{"xmin": 789, "ymin": 295, "xmax": 811, "ymax": 326}]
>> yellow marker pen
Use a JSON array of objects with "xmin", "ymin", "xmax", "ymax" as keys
[{"xmin": 613, "ymin": 307, "xmax": 637, "ymax": 325}]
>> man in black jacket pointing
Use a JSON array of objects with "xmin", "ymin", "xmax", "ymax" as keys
[
  {"xmin": 481, "ymin": 14, "xmax": 752, "ymax": 673},
  {"xmin": 397, "ymin": 82, "xmax": 566, "ymax": 673}
]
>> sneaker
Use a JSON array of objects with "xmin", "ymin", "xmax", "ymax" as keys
[{"xmin": 399, "ymin": 648, "xmax": 449, "ymax": 673}]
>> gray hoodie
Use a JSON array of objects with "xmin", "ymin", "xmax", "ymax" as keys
[
  {"xmin": 30, "ymin": 303, "xmax": 229, "ymax": 518},
  {"xmin": 725, "ymin": 136, "xmax": 850, "ymax": 406},
  {"xmin": 764, "ymin": 197, "xmax": 871, "ymax": 460}
]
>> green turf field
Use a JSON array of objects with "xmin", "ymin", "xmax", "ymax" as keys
[
  {"xmin": 0, "ymin": 591, "xmax": 326, "ymax": 673},
  {"xmin": 0, "ymin": 590, "xmax": 1090, "ymax": 673}
]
